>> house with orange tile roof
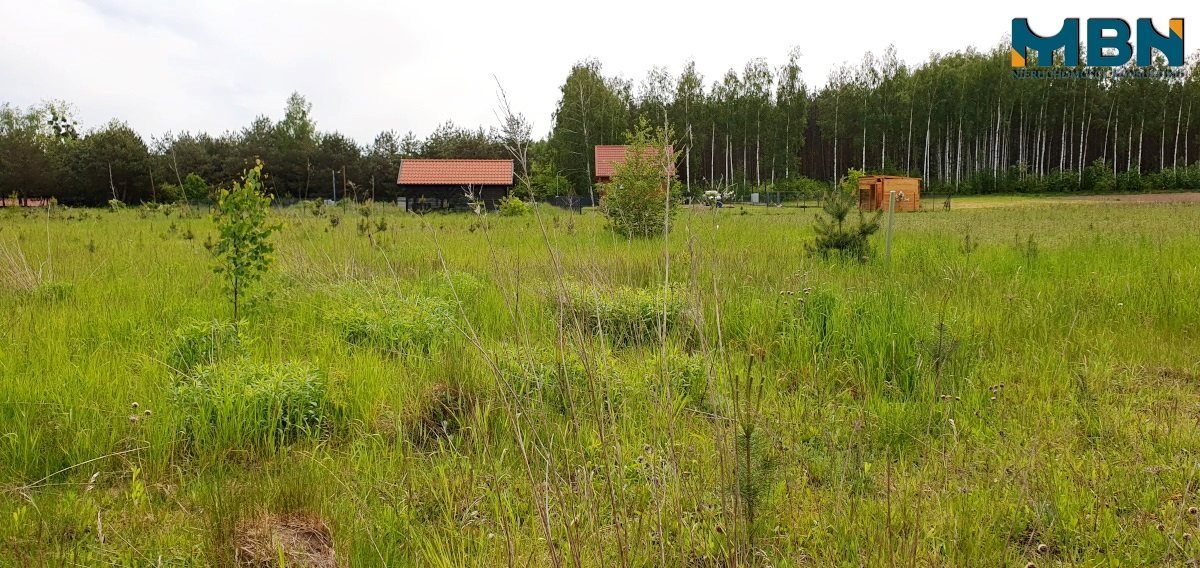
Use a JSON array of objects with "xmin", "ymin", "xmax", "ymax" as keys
[
  {"xmin": 593, "ymin": 145, "xmax": 676, "ymax": 185},
  {"xmin": 396, "ymin": 159, "xmax": 514, "ymax": 212}
]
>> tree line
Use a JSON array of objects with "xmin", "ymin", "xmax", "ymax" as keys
[{"xmin": 3, "ymin": 42, "xmax": 1200, "ymax": 206}]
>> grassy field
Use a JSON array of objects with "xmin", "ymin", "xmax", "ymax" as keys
[{"xmin": 1, "ymin": 199, "xmax": 1199, "ymax": 566}]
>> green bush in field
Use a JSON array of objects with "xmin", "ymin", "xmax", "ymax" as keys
[
  {"xmin": 809, "ymin": 168, "xmax": 881, "ymax": 261},
  {"xmin": 211, "ymin": 160, "xmax": 278, "ymax": 321},
  {"xmin": 173, "ymin": 361, "xmax": 335, "ymax": 450},
  {"xmin": 599, "ymin": 117, "xmax": 682, "ymax": 238},
  {"xmin": 495, "ymin": 346, "xmax": 621, "ymax": 416},
  {"xmin": 560, "ymin": 282, "xmax": 688, "ymax": 346},
  {"xmin": 327, "ymin": 293, "xmax": 454, "ymax": 355},
  {"xmin": 166, "ymin": 319, "xmax": 243, "ymax": 375},
  {"xmin": 497, "ymin": 194, "xmax": 531, "ymax": 216},
  {"xmin": 653, "ymin": 349, "xmax": 710, "ymax": 411}
]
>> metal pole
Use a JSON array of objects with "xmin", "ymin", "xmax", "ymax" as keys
[{"xmin": 885, "ymin": 190, "xmax": 897, "ymax": 261}]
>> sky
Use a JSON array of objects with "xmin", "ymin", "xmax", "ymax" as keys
[{"xmin": 0, "ymin": 0, "xmax": 1193, "ymax": 145}]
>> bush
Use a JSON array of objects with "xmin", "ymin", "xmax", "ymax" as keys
[
  {"xmin": 599, "ymin": 117, "xmax": 682, "ymax": 238},
  {"xmin": 497, "ymin": 194, "xmax": 531, "ymax": 217},
  {"xmin": 495, "ymin": 346, "xmax": 620, "ymax": 416},
  {"xmin": 327, "ymin": 290, "xmax": 454, "ymax": 355},
  {"xmin": 560, "ymin": 282, "xmax": 689, "ymax": 346},
  {"xmin": 774, "ymin": 176, "xmax": 829, "ymax": 200},
  {"xmin": 173, "ymin": 361, "xmax": 336, "ymax": 450},
  {"xmin": 653, "ymin": 349, "xmax": 710, "ymax": 411},
  {"xmin": 808, "ymin": 169, "xmax": 881, "ymax": 261},
  {"xmin": 167, "ymin": 319, "xmax": 243, "ymax": 375},
  {"xmin": 1081, "ymin": 159, "xmax": 1115, "ymax": 193}
]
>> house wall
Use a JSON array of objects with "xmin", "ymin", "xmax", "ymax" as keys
[{"xmin": 397, "ymin": 185, "xmax": 511, "ymax": 212}]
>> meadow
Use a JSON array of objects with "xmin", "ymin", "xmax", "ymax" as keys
[{"xmin": 1, "ymin": 197, "xmax": 1199, "ymax": 566}]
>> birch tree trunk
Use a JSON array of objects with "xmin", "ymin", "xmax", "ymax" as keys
[
  {"xmin": 906, "ymin": 100, "xmax": 914, "ymax": 173},
  {"xmin": 1173, "ymin": 97, "xmax": 1184, "ymax": 170}
]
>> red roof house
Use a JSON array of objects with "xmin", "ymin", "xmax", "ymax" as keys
[
  {"xmin": 396, "ymin": 159, "xmax": 514, "ymax": 211},
  {"xmin": 594, "ymin": 145, "xmax": 676, "ymax": 184}
]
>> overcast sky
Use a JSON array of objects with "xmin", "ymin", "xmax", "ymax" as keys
[{"xmin": 0, "ymin": 0, "xmax": 1192, "ymax": 144}]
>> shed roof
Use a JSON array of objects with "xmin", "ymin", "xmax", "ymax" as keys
[
  {"xmin": 397, "ymin": 159, "xmax": 514, "ymax": 186},
  {"xmin": 594, "ymin": 145, "xmax": 676, "ymax": 179}
]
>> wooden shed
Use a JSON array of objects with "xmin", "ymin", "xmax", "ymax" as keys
[{"xmin": 857, "ymin": 176, "xmax": 921, "ymax": 212}]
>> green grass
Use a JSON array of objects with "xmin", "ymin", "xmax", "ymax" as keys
[{"xmin": 1, "ymin": 200, "xmax": 1198, "ymax": 566}]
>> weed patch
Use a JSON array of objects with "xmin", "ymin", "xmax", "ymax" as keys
[
  {"xmin": 166, "ymin": 319, "xmax": 243, "ymax": 375},
  {"xmin": 173, "ymin": 361, "xmax": 338, "ymax": 451},
  {"xmin": 326, "ymin": 287, "xmax": 454, "ymax": 356},
  {"xmin": 559, "ymin": 282, "xmax": 690, "ymax": 346}
]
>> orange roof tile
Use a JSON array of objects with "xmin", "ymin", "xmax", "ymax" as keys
[
  {"xmin": 397, "ymin": 159, "xmax": 513, "ymax": 186},
  {"xmin": 594, "ymin": 145, "xmax": 675, "ymax": 179}
]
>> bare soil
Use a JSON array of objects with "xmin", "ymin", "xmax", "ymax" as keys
[
  {"xmin": 234, "ymin": 512, "xmax": 336, "ymax": 568},
  {"xmin": 1058, "ymin": 192, "xmax": 1200, "ymax": 204}
]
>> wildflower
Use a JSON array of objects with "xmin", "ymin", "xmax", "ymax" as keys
[
  {"xmin": 131, "ymin": 402, "xmax": 139, "ymax": 409},
  {"xmin": 128, "ymin": 415, "xmax": 140, "ymax": 424},
  {"xmin": 1188, "ymin": 506, "xmax": 1198, "ymax": 515},
  {"xmin": 1036, "ymin": 543, "xmax": 1048, "ymax": 554},
  {"xmin": 144, "ymin": 409, "xmax": 152, "ymax": 417},
  {"xmin": 1185, "ymin": 533, "xmax": 1193, "ymax": 541}
]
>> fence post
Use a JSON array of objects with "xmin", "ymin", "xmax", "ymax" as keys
[{"xmin": 885, "ymin": 190, "xmax": 897, "ymax": 262}]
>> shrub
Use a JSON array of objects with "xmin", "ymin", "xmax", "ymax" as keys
[
  {"xmin": 653, "ymin": 349, "xmax": 710, "ymax": 411},
  {"xmin": 599, "ymin": 117, "xmax": 682, "ymax": 238},
  {"xmin": 495, "ymin": 346, "xmax": 621, "ymax": 416},
  {"xmin": 1082, "ymin": 159, "xmax": 1115, "ymax": 193},
  {"xmin": 497, "ymin": 194, "xmax": 531, "ymax": 216},
  {"xmin": 167, "ymin": 319, "xmax": 243, "ymax": 375},
  {"xmin": 775, "ymin": 176, "xmax": 830, "ymax": 200},
  {"xmin": 808, "ymin": 169, "xmax": 881, "ymax": 261},
  {"xmin": 327, "ymin": 291, "xmax": 453, "ymax": 355},
  {"xmin": 107, "ymin": 199, "xmax": 125, "ymax": 211},
  {"xmin": 173, "ymin": 361, "xmax": 336, "ymax": 450},
  {"xmin": 560, "ymin": 282, "xmax": 689, "ymax": 346},
  {"xmin": 212, "ymin": 161, "xmax": 278, "ymax": 320}
]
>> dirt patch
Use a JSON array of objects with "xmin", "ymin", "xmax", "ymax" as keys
[
  {"xmin": 952, "ymin": 192, "xmax": 1200, "ymax": 210},
  {"xmin": 407, "ymin": 383, "xmax": 475, "ymax": 450},
  {"xmin": 234, "ymin": 512, "xmax": 336, "ymax": 568},
  {"xmin": 1058, "ymin": 192, "xmax": 1200, "ymax": 204}
]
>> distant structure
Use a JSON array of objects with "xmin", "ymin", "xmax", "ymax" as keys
[
  {"xmin": 593, "ymin": 145, "xmax": 676, "ymax": 185},
  {"xmin": 396, "ymin": 159, "xmax": 514, "ymax": 212},
  {"xmin": 0, "ymin": 196, "xmax": 50, "ymax": 208},
  {"xmin": 857, "ymin": 175, "xmax": 921, "ymax": 212}
]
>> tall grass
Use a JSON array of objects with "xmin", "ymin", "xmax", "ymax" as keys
[{"xmin": 0, "ymin": 200, "xmax": 1198, "ymax": 565}]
